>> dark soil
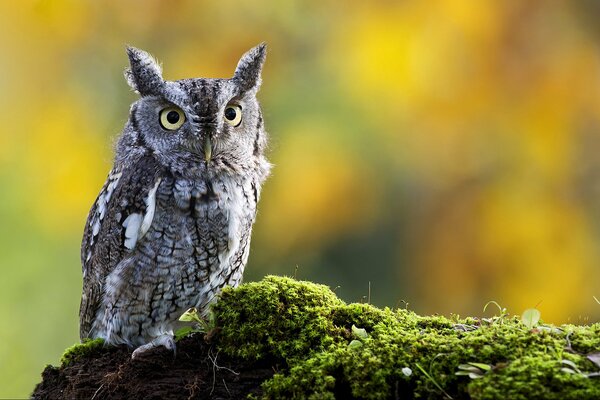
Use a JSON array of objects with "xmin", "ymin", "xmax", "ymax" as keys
[{"xmin": 32, "ymin": 334, "xmax": 275, "ymax": 400}]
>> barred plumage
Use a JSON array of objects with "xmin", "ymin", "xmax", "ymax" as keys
[{"xmin": 79, "ymin": 44, "xmax": 270, "ymax": 356}]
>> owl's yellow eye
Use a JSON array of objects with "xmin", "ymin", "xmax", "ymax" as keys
[
  {"xmin": 224, "ymin": 105, "xmax": 242, "ymax": 127},
  {"xmin": 159, "ymin": 107, "xmax": 185, "ymax": 130}
]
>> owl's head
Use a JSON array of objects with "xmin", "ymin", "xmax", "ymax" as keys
[{"xmin": 118, "ymin": 44, "xmax": 270, "ymax": 181}]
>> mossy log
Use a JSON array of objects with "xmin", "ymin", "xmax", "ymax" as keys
[{"xmin": 33, "ymin": 276, "xmax": 600, "ymax": 399}]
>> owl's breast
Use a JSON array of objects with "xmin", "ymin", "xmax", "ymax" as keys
[
  {"xmin": 90, "ymin": 172, "xmax": 261, "ymax": 345},
  {"xmin": 146, "ymin": 174, "xmax": 257, "ymax": 268}
]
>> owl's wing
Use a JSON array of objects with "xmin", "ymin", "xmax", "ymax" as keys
[{"xmin": 79, "ymin": 155, "xmax": 163, "ymax": 339}]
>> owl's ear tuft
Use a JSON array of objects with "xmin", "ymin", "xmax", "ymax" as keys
[
  {"xmin": 124, "ymin": 46, "xmax": 165, "ymax": 96},
  {"xmin": 233, "ymin": 43, "xmax": 267, "ymax": 93}
]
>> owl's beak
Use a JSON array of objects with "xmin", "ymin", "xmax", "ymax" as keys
[{"xmin": 203, "ymin": 136, "xmax": 212, "ymax": 163}]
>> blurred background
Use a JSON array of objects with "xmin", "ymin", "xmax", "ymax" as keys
[{"xmin": 3, "ymin": 0, "xmax": 600, "ymax": 396}]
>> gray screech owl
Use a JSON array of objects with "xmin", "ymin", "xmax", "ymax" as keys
[{"xmin": 79, "ymin": 44, "xmax": 270, "ymax": 357}]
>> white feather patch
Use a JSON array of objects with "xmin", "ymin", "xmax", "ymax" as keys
[
  {"xmin": 140, "ymin": 179, "xmax": 161, "ymax": 238},
  {"xmin": 123, "ymin": 213, "xmax": 142, "ymax": 250},
  {"xmin": 86, "ymin": 171, "xmax": 122, "ymax": 261},
  {"xmin": 121, "ymin": 178, "xmax": 161, "ymax": 250},
  {"xmin": 92, "ymin": 221, "xmax": 100, "ymax": 236},
  {"xmin": 99, "ymin": 173, "xmax": 121, "ymax": 219}
]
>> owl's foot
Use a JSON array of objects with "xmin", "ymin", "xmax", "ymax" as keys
[{"xmin": 131, "ymin": 334, "xmax": 176, "ymax": 359}]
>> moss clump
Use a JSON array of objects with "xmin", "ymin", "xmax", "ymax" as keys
[
  {"xmin": 468, "ymin": 355, "xmax": 600, "ymax": 400},
  {"xmin": 60, "ymin": 338, "xmax": 105, "ymax": 366},
  {"xmin": 212, "ymin": 276, "xmax": 600, "ymax": 399},
  {"xmin": 213, "ymin": 275, "xmax": 345, "ymax": 361}
]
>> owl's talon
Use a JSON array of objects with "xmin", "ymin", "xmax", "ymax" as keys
[{"xmin": 131, "ymin": 334, "xmax": 176, "ymax": 359}]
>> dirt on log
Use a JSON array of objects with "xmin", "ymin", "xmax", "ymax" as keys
[{"xmin": 32, "ymin": 334, "xmax": 274, "ymax": 400}]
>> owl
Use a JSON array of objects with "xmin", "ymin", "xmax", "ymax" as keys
[{"xmin": 79, "ymin": 44, "xmax": 270, "ymax": 358}]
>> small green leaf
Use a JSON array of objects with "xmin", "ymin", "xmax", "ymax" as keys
[
  {"xmin": 455, "ymin": 371, "xmax": 473, "ymax": 376},
  {"xmin": 348, "ymin": 339, "xmax": 363, "ymax": 349},
  {"xmin": 458, "ymin": 364, "xmax": 481, "ymax": 373},
  {"xmin": 351, "ymin": 325, "xmax": 369, "ymax": 340},
  {"xmin": 174, "ymin": 326, "xmax": 195, "ymax": 340},
  {"xmin": 468, "ymin": 362, "xmax": 491, "ymax": 371},
  {"xmin": 561, "ymin": 368, "xmax": 577, "ymax": 374},
  {"xmin": 457, "ymin": 362, "xmax": 490, "ymax": 379},
  {"xmin": 456, "ymin": 369, "xmax": 484, "ymax": 379},
  {"xmin": 521, "ymin": 308, "xmax": 541, "ymax": 329},
  {"xmin": 179, "ymin": 307, "xmax": 202, "ymax": 323}
]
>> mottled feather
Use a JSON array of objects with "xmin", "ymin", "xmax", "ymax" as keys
[
  {"xmin": 80, "ymin": 156, "xmax": 163, "ymax": 339},
  {"xmin": 79, "ymin": 44, "xmax": 270, "ymax": 354}
]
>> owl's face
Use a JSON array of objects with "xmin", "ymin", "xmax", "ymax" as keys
[{"xmin": 119, "ymin": 45, "xmax": 268, "ymax": 179}]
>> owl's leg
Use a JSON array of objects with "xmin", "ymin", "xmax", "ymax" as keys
[{"xmin": 131, "ymin": 333, "xmax": 176, "ymax": 359}]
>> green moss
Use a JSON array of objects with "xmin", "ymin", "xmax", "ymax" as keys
[
  {"xmin": 564, "ymin": 323, "xmax": 600, "ymax": 354},
  {"xmin": 211, "ymin": 276, "xmax": 600, "ymax": 399},
  {"xmin": 213, "ymin": 275, "xmax": 344, "ymax": 361},
  {"xmin": 60, "ymin": 338, "xmax": 105, "ymax": 366},
  {"xmin": 467, "ymin": 355, "xmax": 600, "ymax": 400},
  {"xmin": 53, "ymin": 277, "xmax": 600, "ymax": 398}
]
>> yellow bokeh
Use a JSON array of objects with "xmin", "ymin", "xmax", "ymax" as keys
[
  {"xmin": 256, "ymin": 120, "xmax": 381, "ymax": 260},
  {"xmin": 3, "ymin": 1, "xmax": 600, "ymax": 397},
  {"xmin": 21, "ymin": 98, "xmax": 109, "ymax": 234}
]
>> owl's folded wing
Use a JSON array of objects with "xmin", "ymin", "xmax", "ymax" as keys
[{"xmin": 79, "ymin": 156, "xmax": 163, "ymax": 339}]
